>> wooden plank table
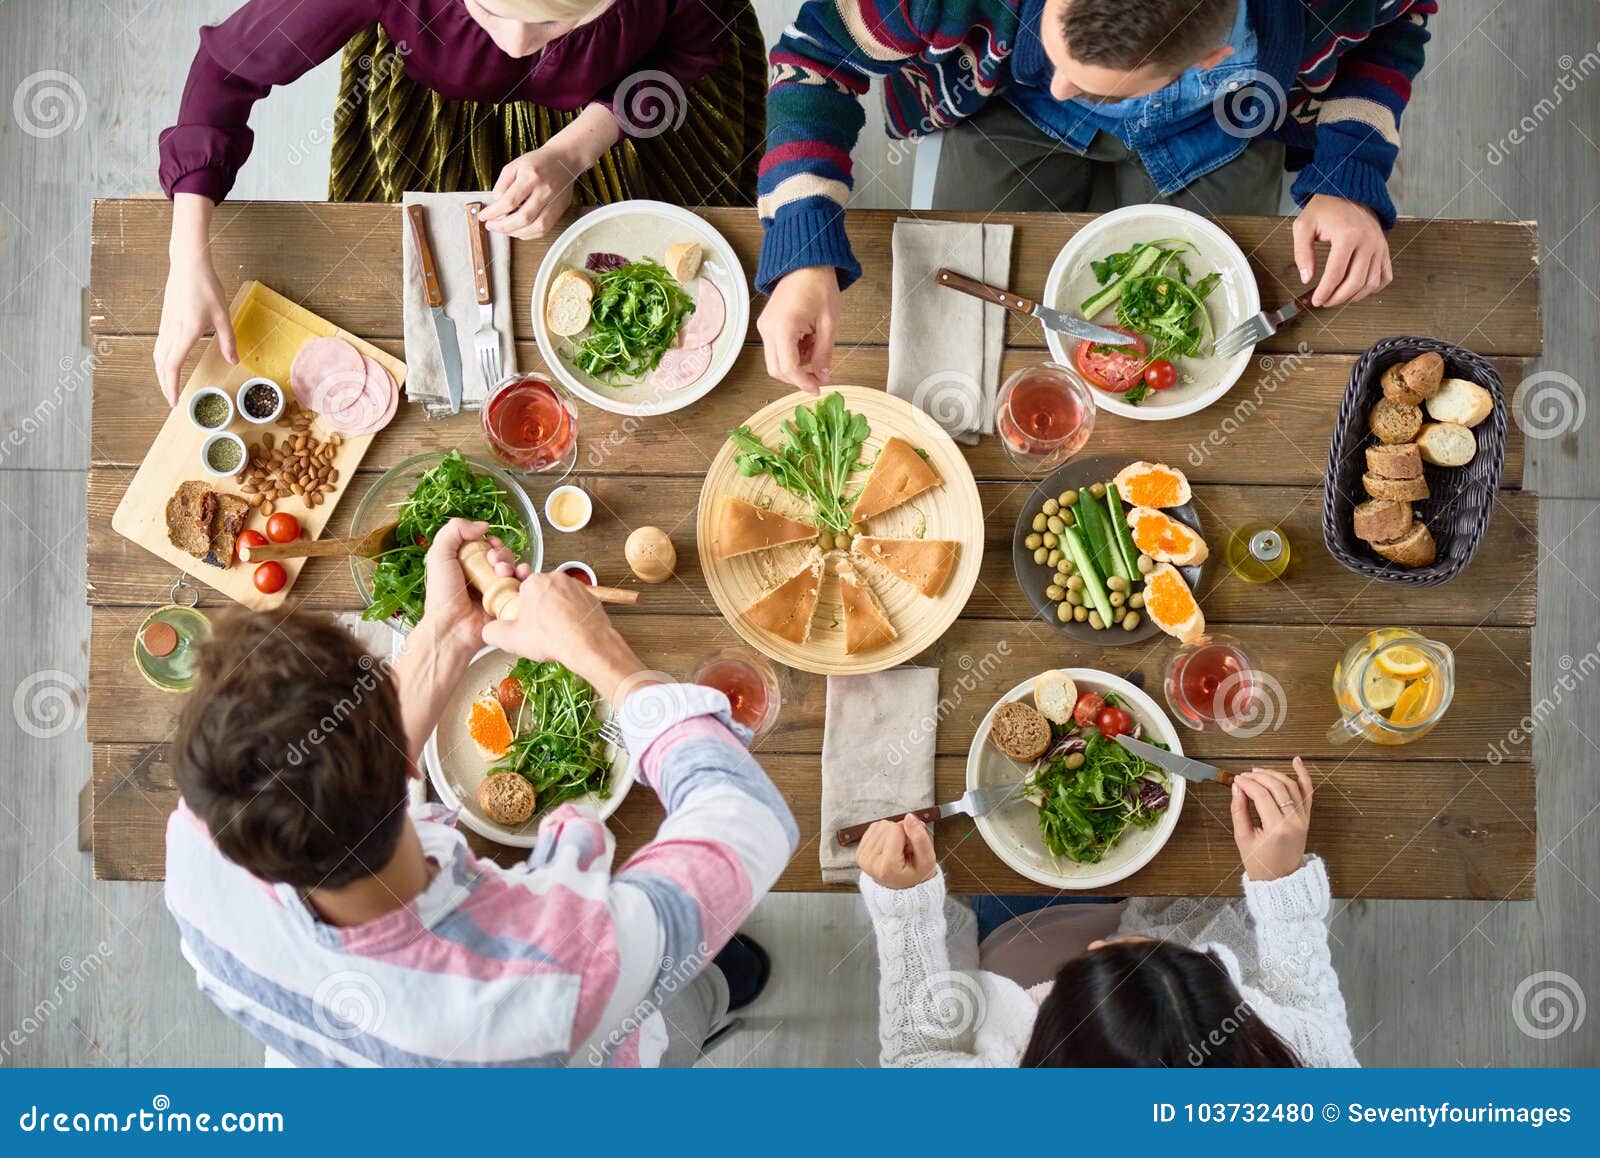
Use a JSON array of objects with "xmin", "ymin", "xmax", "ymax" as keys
[{"xmin": 86, "ymin": 202, "xmax": 1542, "ymax": 899}]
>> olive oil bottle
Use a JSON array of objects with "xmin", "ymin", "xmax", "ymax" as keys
[{"xmin": 1225, "ymin": 522, "xmax": 1290, "ymax": 583}]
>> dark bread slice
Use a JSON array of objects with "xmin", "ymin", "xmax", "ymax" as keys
[
  {"xmin": 1398, "ymin": 351, "xmax": 1446, "ymax": 400},
  {"xmin": 1371, "ymin": 521, "xmax": 1437, "ymax": 567},
  {"xmin": 1369, "ymin": 398, "xmax": 1423, "ymax": 444},
  {"xmin": 204, "ymin": 494, "xmax": 250, "ymax": 569},
  {"xmin": 1353, "ymin": 498, "xmax": 1413, "ymax": 543},
  {"xmin": 989, "ymin": 700, "xmax": 1051, "ymax": 763},
  {"xmin": 1380, "ymin": 365, "xmax": 1424, "ymax": 406},
  {"xmin": 1365, "ymin": 442, "xmax": 1423, "ymax": 479},
  {"xmin": 1362, "ymin": 471, "xmax": 1430, "ymax": 502},
  {"xmin": 165, "ymin": 481, "xmax": 217, "ymax": 558}
]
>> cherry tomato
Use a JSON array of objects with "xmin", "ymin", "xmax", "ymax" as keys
[
  {"xmin": 266, "ymin": 512, "xmax": 301, "ymax": 544},
  {"xmin": 236, "ymin": 529, "xmax": 267, "ymax": 562},
  {"xmin": 1142, "ymin": 359, "xmax": 1178, "ymax": 391},
  {"xmin": 1072, "ymin": 691, "xmax": 1107, "ymax": 729},
  {"xmin": 1095, "ymin": 705, "xmax": 1135, "ymax": 739},
  {"xmin": 1074, "ymin": 328, "xmax": 1148, "ymax": 392},
  {"xmin": 252, "ymin": 560, "xmax": 287, "ymax": 595},
  {"xmin": 496, "ymin": 676, "xmax": 525, "ymax": 714}
]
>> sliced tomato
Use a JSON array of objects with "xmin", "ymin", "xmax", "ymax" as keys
[
  {"xmin": 1095, "ymin": 705, "xmax": 1135, "ymax": 739},
  {"xmin": 1142, "ymin": 359, "xmax": 1178, "ymax": 391},
  {"xmin": 1074, "ymin": 329, "xmax": 1148, "ymax": 393},
  {"xmin": 496, "ymin": 676, "xmax": 525, "ymax": 713},
  {"xmin": 1072, "ymin": 691, "xmax": 1107, "ymax": 729},
  {"xmin": 252, "ymin": 560, "xmax": 287, "ymax": 595}
]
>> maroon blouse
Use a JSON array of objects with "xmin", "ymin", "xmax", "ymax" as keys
[{"xmin": 159, "ymin": 0, "xmax": 736, "ymax": 203}]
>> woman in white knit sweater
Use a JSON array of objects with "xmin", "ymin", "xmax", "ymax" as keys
[{"xmin": 855, "ymin": 758, "xmax": 1357, "ymax": 1067}]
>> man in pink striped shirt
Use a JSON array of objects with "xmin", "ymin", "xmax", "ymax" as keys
[{"xmin": 165, "ymin": 519, "xmax": 797, "ymax": 1066}]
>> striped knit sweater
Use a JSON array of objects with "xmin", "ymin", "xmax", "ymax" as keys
[
  {"xmin": 165, "ymin": 684, "xmax": 798, "ymax": 1067},
  {"xmin": 758, "ymin": 0, "xmax": 1433, "ymax": 292}
]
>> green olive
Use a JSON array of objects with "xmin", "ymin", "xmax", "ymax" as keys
[
  {"xmin": 1111, "ymin": 605, "xmax": 1127, "ymax": 622},
  {"xmin": 1066, "ymin": 588, "xmax": 1084, "ymax": 606},
  {"xmin": 1109, "ymin": 590, "xmax": 1126, "ymax": 607},
  {"xmin": 1128, "ymin": 592, "xmax": 1145, "ymax": 609},
  {"xmin": 1041, "ymin": 532, "xmax": 1057, "ymax": 549},
  {"xmin": 1067, "ymin": 575, "xmax": 1085, "ymax": 591},
  {"xmin": 1025, "ymin": 532, "xmax": 1043, "ymax": 550},
  {"xmin": 848, "ymin": 522, "xmax": 864, "ymax": 537},
  {"xmin": 1122, "ymin": 611, "xmax": 1142, "ymax": 631},
  {"xmin": 1042, "ymin": 498, "xmax": 1059, "ymax": 516},
  {"xmin": 1088, "ymin": 611, "xmax": 1105, "ymax": 630},
  {"xmin": 1056, "ymin": 601, "xmax": 1072, "ymax": 623},
  {"xmin": 1047, "ymin": 515, "xmax": 1065, "ymax": 534},
  {"xmin": 1090, "ymin": 482, "xmax": 1106, "ymax": 498},
  {"xmin": 1073, "ymin": 604, "xmax": 1088, "ymax": 623},
  {"xmin": 1033, "ymin": 546, "xmax": 1049, "ymax": 565},
  {"xmin": 1061, "ymin": 490, "xmax": 1079, "ymax": 507},
  {"xmin": 1047, "ymin": 549, "xmax": 1063, "ymax": 567},
  {"xmin": 1106, "ymin": 575, "xmax": 1128, "ymax": 592},
  {"xmin": 1045, "ymin": 584, "xmax": 1064, "ymax": 601},
  {"xmin": 1064, "ymin": 752, "xmax": 1086, "ymax": 770},
  {"xmin": 1062, "ymin": 510, "xmax": 1076, "ymax": 527},
  {"xmin": 1053, "ymin": 571, "xmax": 1071, "ymax": 588},
  {"xmin": 1137, "ymin": 554, "xmax": 1155, "ymax": 574},
  {"xmin": 1032, "ymin": 513, "xmax": 1048, "ymax": 533},
  {"xmin": 838, "ymin": 533, "xmax": 855, "ymax": 550}
]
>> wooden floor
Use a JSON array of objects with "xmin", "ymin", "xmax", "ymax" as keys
[{"xmin": 2, "ymin": 0, "xmax": 1596, "ymax": 1068}]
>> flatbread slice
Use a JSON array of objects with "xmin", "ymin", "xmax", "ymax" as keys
[
  {"xmin": 715, "ymin": 496, "xmax": 817, "ymax": 558},
  {"xmin": 837, "ymin": 560, "xmax": 897, "ymax": 654},
  {"xmin": 852, "ymin": 537, "xmax": 960, "ymax": 597},
  {"xmin": 850, "ymin": 437, "xmax": 942, "ymax": 523},
  {"xmin": 742, "ymin": 548, "xmax": 825, "ymax": 644}
]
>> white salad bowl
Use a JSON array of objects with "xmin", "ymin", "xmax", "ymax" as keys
[
  {"xmin": 966, "ymin": 668, "xmax": 1186, "ymax": 890},
  {"xmin": 424, "ymin": 647, "xmax": 634, "ymax": 848},
  {"xmin": 530, "ymin": 200, "xmax": 750, "ymax": 418},
  {"xmin": 1042, "ymin": 204, "xmax": 1260, "ymax": 421}
]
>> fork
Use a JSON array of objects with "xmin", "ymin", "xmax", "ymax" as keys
[
  {"xmin": 466, "ymin": 202, "xmax": 502, "ymax": 388},
  {"xmin": 600, "ymin": 718, "xmax": 627, "ymax": 753},
  {"xmin": 1213, "ymin": 292, "xmax": 1316, "ymax": 359}
]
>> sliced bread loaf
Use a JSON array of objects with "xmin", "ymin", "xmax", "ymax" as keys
[
  {"xmin": 1426, "ymin": 378, "xmax": 1494, "ymax": 428},
  {"xmin": 1353, "ymin": 498, "xmax": 1413, "ymax": 543},
  {"xmin": 1416, "ymin": 421, "xmax": 1477, "ymax": 467},
  {"xmin": 990, "ymin": 700, "xmax": 1051, "ymax": 763},
  {"xmin": 1372, "ymin": 521, "xmax": 1437, "ymax": 567},
  {"xmin": 1365, "ymin": 442, "xmax": 1423, "ymax": 479},
  {"xmin": 1369, "ymin": 398, "xmax": 1423, "ymax": 444},
  {"xmin": 1363, "ymin": 471, "xmax": 1430, "ymax": 501}
]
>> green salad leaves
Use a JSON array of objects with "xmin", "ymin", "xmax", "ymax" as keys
[
  {"xmin": 362, "ymin": 451, "xmax": 529, "ymax": 627},
  {"xmin": 491, "ymin": 658, "xmax": 612, "ymax": 812},
  {"xmin": 1082, "ymin": 239, "xmax": 1221, "ymax": 365},
  {"xmin": 729, "ymin": 392, "xmax": 871, "ymax": 533},
  {"xmin": 1028, "ymin": 722, "xmax": 1171, "ymax": 863},
  {"xmin": 573, "ymin": 259, "xmax": 695, "ymax": 383}
]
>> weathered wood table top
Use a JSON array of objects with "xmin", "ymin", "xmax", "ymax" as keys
[{"xmin": 87, "ymin": 202, "xmax": 1541, "ymax": 898}]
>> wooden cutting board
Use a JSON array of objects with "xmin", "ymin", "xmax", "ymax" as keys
[{"xmin": 111, "ymin": 281, "xmax": 406, "ymax": 610}]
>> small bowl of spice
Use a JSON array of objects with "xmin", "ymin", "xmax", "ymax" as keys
[
  {"xmin": 554, "ymin": 560, "xmax": 597, "ymax": 586},
  {"xmin": 236, "ymin": 376, "xmax": 285, "ymax": 425},
  {"xmin": 201, "ymin": 431, "xmax": 248, "ymax": 479},
  {"xmin": 545, "ymin": 484, "xmax": 592, "ymax": 532},
  {"xmin": 188, "ymin": 387, "xmax": 234, "ymax": 433}
]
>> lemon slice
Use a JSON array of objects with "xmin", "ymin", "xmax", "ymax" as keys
[
  {"xmin": 1391, "ymin": 678, "xmax": 1435, "ymax": 726},
  {"xmin": 1375, "ymin": 644, "xmax": 1431, "ymax": 680},
  {"xmin": 1361, "ymin": 666, "xmax": 1404, "ymax": 710}
]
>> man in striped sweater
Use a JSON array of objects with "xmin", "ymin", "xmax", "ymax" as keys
[
  {"xmin": 758, "ymin": 0, "xmax": 1433, "ymax": 393},
  {"xmin": 165, "ymin": 519, "xmax": 796, "ymax": 1066}
]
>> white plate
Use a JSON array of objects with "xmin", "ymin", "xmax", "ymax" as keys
[
  {"xmin": 424, "ymin": 647, "xmax": 634, "ymax": 848},
  {"xmin": 1042, "ymin": 204, "xmax": 1260, "ymax": 421},
  {"xmin": 530, "ymin": 201, "xmax": 750, "ymax": 417},
  {"xmin": 966, "ymin": 668, "xmax": 1186, "ymax": 890}
]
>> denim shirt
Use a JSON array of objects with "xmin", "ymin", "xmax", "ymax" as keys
[{"xmin": 1002, "ymin": 0, "xmax": 1297, "ymax": 196}]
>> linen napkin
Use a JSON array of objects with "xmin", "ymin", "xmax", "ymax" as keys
[
  {"xmin": 887, "ymin": 219, "xmax": 1013, "ymax": 444},
  {"xmin": 819, "ymin": 666, "xmax": 940, "ymax": 884},
  {"xmin": 401, "ymin": 191, "xmax": 517, "ymax": 413}
]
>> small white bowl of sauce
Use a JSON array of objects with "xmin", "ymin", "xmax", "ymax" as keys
[
  {"xmin": 545, "ymin": 484, "xmax": 592, "ymax": 532},
  {"xmin": 553, "ymin": 560, "xmax": 596, "ymax": 586}
]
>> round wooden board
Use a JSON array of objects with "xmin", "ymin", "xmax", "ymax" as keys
[{"xmin": 696, "ymin": 385, "xmax": 984, "ymax": 675}]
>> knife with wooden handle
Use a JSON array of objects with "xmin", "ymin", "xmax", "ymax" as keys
[
  {"xmin": 934, "ymin": 267, "xmax": 1136, "ymax": 345},
  {"xmin": 405, "ymin": 203, "xmax": 466, "ymax": 414}
]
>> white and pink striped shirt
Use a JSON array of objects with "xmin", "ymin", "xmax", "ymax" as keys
[{"xmin": 165, "ymin": 684, "xmax": 798, "ymax": 1067}]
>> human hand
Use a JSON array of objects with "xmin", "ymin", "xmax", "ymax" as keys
[
  {"xmin": 480, "ymin": 571, "xmax": 647, "ymax": 703},
  {"xmin": 419, "ymin": 518, "xmax": 528, "ymax": 662},
  {"xmin": 154, "ymin": 246, "xmax": 235, "ymax": 405},
  {"xmin": 855, "ymin": 815, "xmax": 938, "ymax": 889},
  {"xmin": 1293, "ymin": 194, "xmax": 1393, "ymax": 308},
  {"xmin": 1230, "ymin": 757, "xmax": 1314, "ymax": 882},
  {"xmin": 757, "ymin": 266, "xmax": 840, "ymax": 394},
  {"xmin": 479, "ymin": 146, "xmax": 579, "ymax": 239}
]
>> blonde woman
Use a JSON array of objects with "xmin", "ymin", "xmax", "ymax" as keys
[{"xmin": 155, "ymin": 0, "xmax": 765, "ymax": 401}]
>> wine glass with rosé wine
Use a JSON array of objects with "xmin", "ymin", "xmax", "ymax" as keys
[
  {"xmin": 482, "ymin": 373, "xmax": 578, "ymax": 477},
  {"xmin": 995, "ymin": 362, "xmax": 1096, "ymax": 474},
  {"xmin": 692, "ymin": 647, "xmax": 782, "ymax": 744}
]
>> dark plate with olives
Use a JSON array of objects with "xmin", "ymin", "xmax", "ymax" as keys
[{"xmin": 1010, "ymin": 453, "xmax": 1204, "ymax": 646}]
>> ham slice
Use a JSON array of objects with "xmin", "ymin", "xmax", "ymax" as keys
[
  {"xmin": 678, "ymin": 281, "xmax": 725, "ymax": 350},
  {"xmin": 325, "ymin": 356, "xmax": 397, "ymax": 436},
  {"xmin": 289, "ymin": 337, "xmax": 364, "ymax": 412},
  {"xmin": 650, "ymin": 344, "xmax": 712, "ymax": 391}
]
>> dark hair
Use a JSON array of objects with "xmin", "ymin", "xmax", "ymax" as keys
[
  {"xmin": 1020, "ymin": 940, "xmax": 1302, "ymax": 1067},
  {"xmin": 1062, "ymin": 0, "xmax": 1238, "ymax": 72},
  {"xmin": 172, "ymin": 609, "xmax": 409, "ymax": 890}
]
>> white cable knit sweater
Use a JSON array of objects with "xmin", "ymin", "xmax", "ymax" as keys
[{"xmin": 859, "ymin": 857, "xmax": 1358, "ymax": 1068}]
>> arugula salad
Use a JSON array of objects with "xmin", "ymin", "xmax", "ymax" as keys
[
  {"xmin": 729, "ymin": 392, "xmax": 872, "ymax": 533},
  {"xmin": 573, "ymin": 259, "xmax": 696, "ymax": 383},
  {"xmin": 490, "ymin": 658, "xmax": 613, "ymax": 812}
]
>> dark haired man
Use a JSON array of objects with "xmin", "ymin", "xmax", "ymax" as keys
[
  {"xmin": 165, "ymin": 519, "xmax": 796, "ymax": 1066},
  {"xmin": 757, "ymin": 0, "xmax": 1432, "ymax": 392}
]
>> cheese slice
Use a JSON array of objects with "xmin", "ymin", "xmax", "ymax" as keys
[
  {"xmin": 850, "ymin": 437, "xmax": 942, "ymax": 523},
  {"xmin": 837, "ymin": 561, "xmax": 897, "ymax": 654},
  {"xmin": 852, "ymin": 537, "xmax": 960, "ymax": 597},
  {"xmin": 742, "ymin": 549, "xmax": 825, "ymax": 644},
  {"xmin": 715, "ymin": 496, "xmax": 818, "ymax": 558}
]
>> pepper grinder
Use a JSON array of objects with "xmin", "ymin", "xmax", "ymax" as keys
[{"xmin": 457, "ymin": 539, "xmax": 641, "ymax": 618}]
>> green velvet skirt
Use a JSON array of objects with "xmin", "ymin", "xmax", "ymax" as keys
[{"xmin": 328, "ymin": 6, "xmax": 765, "ymax": 206}]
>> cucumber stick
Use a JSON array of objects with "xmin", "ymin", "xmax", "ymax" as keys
[
  {"xmin": 1077, "ymin": 489, "xmax": 1129, "ymax": 583},
  {"xmin": 1080, "ymin": 243, "xmax": 1166, "ymax": 318},
  {"xmin": 1062, "ymin": 526, "xmax": 1114, "ymax": 625},
  {"xmin": 1104, "ymin": 485, "xmax": 1141, "ymax": 581}
]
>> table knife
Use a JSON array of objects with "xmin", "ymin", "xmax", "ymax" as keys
[
  {"xmin": 405, "ymin": 203, "xmax": 465, "ymax": 415},
  {"xmin": 1115, "ymin": 733, "xmax": 1236, "ymax": 785},
  {"xmin": 836, "ymin": 779, "xmax": 1027, "ymax": 847},
  {"xmin": 935, "ymin": 268, "xmax": 1136, "ymax": 345}
]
